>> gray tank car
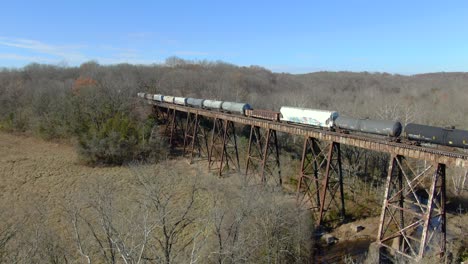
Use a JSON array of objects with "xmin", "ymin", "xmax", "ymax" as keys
[
  {"xmin": 335, "ymin": 116, "xmax": 402, "ymax": 137},
  {"xmin": 221, "ymin": 101, "xmax": 252, "ymax": 115},
  {"xmin": 203, "ymin": 99, "xmax": 223, "ymax": 110},
  {"xmin": 186, "ymin": 98, "xmax": 205, "ymax": 108},
  {"xmin": 174, "ymin": 97, "xmax": 187, "ymax": 105}
]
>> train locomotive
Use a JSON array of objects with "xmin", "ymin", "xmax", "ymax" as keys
[{"xmin": 138, "ymin": 93, "xmax": 468, "ymax": 150}]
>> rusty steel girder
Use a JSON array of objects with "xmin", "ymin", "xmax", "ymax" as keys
[
  {"xmin": 377, "ymin": 155, "xmax": 446, "ymax": 261},
  {"xmin": 296, "ymin": 137, "xmax": 345, "ymax": 226},
  {"xmin": 183, "ymin": 112, "xmax": 209, "ymax": 164},
  {"xmin": 164, "ymin": 108, "xmax": 186, "ymax": 147},
  {"xmin": 153, "ymin": 105, "xmax": 167, "ymax": 122},
  {"xmin": 245, "ymin": 126, "xmax": 281, "ymax": 186},
  {"xmin": 208, "ymin": 118, "xmax": 240, "ymax": 176}
]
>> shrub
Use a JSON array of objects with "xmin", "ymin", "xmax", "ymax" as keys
[
  {"xmin": 0, "ymin": 111, "xmax": 31, "ymax": 132},
  {"xmin": 77, "ymin": 113, "xmax": 166, "ymax": 165}
]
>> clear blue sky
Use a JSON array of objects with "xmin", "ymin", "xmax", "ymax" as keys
[{"xmin": 1, "ymin": 0, "xmax": 467, "ymax": 74}]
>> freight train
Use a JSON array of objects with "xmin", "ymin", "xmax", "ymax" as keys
[{"xmin": 137, "ymin": 93, "xmax": 468, "ymax": 149}]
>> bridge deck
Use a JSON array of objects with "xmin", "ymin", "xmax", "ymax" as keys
[{"xmin": 150, "ymin": 101, "xmax": 468, "ymax": 168}]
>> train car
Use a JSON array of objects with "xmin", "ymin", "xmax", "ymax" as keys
[
  {"xmin": 144, "ymin": 93, "xmax": 154, "ymax": 100},
  {"xmin": 404, "ymin": 123, "xmax": 446, "ymax": 145},
  {"xmin": 162, "ymin": 95, "xmax": 174, "ymax": 104},
  {"xmin": 404, "ymin": 123, "xmax": 468, "ymax": 148},
  {"xmin": 335, "ymin": 116, "xmax": 402, "ymax": 137},
  {"xmin": 245, "ymin": 109, "xmax": 281, "ymax": 121},
  {"xmin": 186, "ymin": 98, "xmax": 205, "ymax": 108},
  {"xmin": 446, "ymin": 129, "xmax": 468, "ymax": 148},
  {"xmin": 280, "ymin": 106, "xmax": 338, "ymax": 128},
  {"xmin": 137, "ymin": 92, "xmax": 146, "ymax": 98},
  {"xmin": 153, "ymin": 94, "xmax": 164, "ymax": 102},
  {"xmin": 174, "ymin": 97, "xmax": 187, "ymax": 106},
  {"xmin": 221, "ymin": 101, "xmax": 252, "ymax": 115},
  {"xmin": 203, "ymin": 99, "xmax": 223, "ymax": 110}
]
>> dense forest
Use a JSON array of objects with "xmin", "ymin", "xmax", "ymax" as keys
[{"xmin": 0, "ymin": 58, "xmax": 467, "ymax": 263}]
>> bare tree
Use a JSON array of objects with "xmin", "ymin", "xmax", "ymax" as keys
[
  {"xmin": 135, "ymin": 168, "xmax": 202, "ymax": 264},
  {"xmin": 209, "ymin": 186, "xmax": 253, "ymax": 264},
  {"xmin": 68, "ymin": 180, "xmax": 154, "ymax": 264},
  {"xmin": 451, "ymin": 168, "xmax": 467, "ymax": 196}
]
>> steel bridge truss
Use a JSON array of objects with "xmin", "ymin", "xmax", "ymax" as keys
[
  {"xmin": 377, "ymin": 155, "xmax": 446, "ymax": 261},
  {"xmin": 182, "ymin": 112, "xmax": 209, "ymax": 164},
  {"xmin": 245, "ymin": 126, "xmax": 282, "ymax": 186},
  {"xmin": 296, "ymin": 137, "xmax": 345, "ymax": 226},
  {"xmin": 153, "ymin": 104, "xmax": 167, "ymax": 122},
  {"xmin": 208, "ymin": 118, "xmax": 240, "ymax": 176},
  {"xmin": 164, "ymin": 108, "xmax": 186, "ymax": 147},
  {"xmin": 149, "ymin": 101, "xmax": 454, "ymax": 261}
]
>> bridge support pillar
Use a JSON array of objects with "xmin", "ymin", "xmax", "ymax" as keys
[
  {"xmin": 377, "ymin": 155, "xmax": 446, "ymax": 262},
  {"xmin": 153, "ymin": 105, "xmax": 167, "ymax": 122},
  {"xmin": 296, "ymin": 137, "xmax": 345, "ymax": 226},
  {"xmin": 208, "ymin": 118, "xmax": 240, "ymax": 176},
  {"xmin": 183, "ymin": 112, "xmax": 209, "ymax": 164},
  {"xmin": 164, "ymin": 108, "xmax": 185, "ymax": 147},
  {"xmin": 245, "ymin": 126, "xmax": 281, "ymax": 186}
]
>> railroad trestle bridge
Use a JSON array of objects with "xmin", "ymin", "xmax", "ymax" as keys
[{"xmin": 146, "ymin": 100, "xmax": 468, "ymax": 262}]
